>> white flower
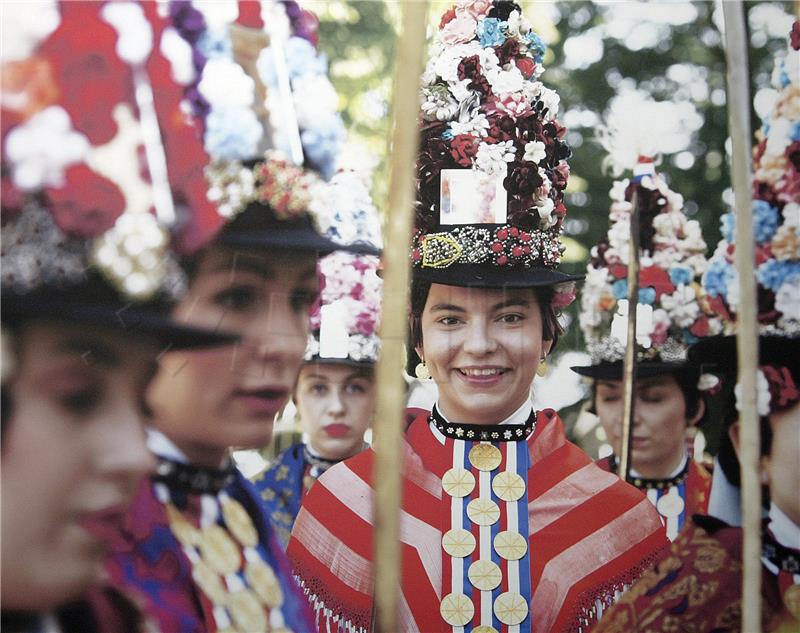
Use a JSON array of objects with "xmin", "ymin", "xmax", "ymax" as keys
[
  {"xmin": 420, "ymin": 86, "xmax": 459, "ymax": 122},
  {"xmin": 199, "ymin": 58, "xmax": 256, "ymax": 108},
  {"xmin": 609, "ymin": 179, "xmax": 630, "ymax": 203},
  {"xmin": 783, "ymin": 203, "xmax": 800, "ymax": 228},
  {"xmin": 775, "ymin": 274, "xmax": 800, "ymax": 321},
  {"xmin": 538, "ymin": 86, "xmax": 561, "ymax": 119},
  {"xmin": 523, "ymin": 141, "xmax": 546, "ymax": 164},
  {"xmin": 160, "ymin": 27, "xmax": 196, "ymax": 85},
  {"xmin": 1, "ymin": 0, "xmax": 59, "ymax": 62},
  {"xmin": 102, "ymin": 2, "xmax": 153, "ymax": 65},
  {"xmin": 448, "ymin": 78, "xmax": 475, "ymax": 103},
  {"xmin": 433, "ymin": 42, "xmax": 482, "ymax": 83},
  {"xmin": 486, "ymin": 65, "xmax": 524, "ymax": 96},
  {"xmin": 474, "ymin": 140, "xmax": 516, "ymax": 177},
  {"xmin": 450, "ymin": 113, "xmax": 490, "ymax": 137},
  {"xmin": 660, "ymin": 286, "xmax": 699, "ymax": 327},
  {"xmin": 536, "ymin": 198, "xmax": 556, "ymax": 227},
  {"xmin": 735, "ymin": 369, "xmax": 771, "ymax": 417},
  {"xmin": 506, "ymin": 10, "xmax": 531, "ymax": 38},
  {"xmin": 292, "ymin": 75, "xmax": 339, "ymax": 128},
  {"xmin": 5, "ymin": 106, "xmax": 89, "ymax": 190}
]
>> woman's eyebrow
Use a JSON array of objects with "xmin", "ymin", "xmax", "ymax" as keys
[
  {"xmin": 492, "ymin": 299, "xmax": 530, "ymax": 310},
  {"xmin": 429, "ymin": 303, "xmax": 466, "ymax": 313}
]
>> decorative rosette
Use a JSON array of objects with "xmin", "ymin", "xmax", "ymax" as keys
[
  {"xmin": 1, "ymin": 1, "xmax": 215, "ymax": 300},
  {"xmin": 579, "ymin": 99, "xmax": 722, "ymax": 365},
  {"xmin": 702, "ymin": 21, "xmax": 800, "ymax": 339},
  {"xmin": 413, "ymin": 0, "xmax": 572, "ymax": 273}
]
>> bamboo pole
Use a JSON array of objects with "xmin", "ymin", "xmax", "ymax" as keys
[
  {"xmin": 372, "ymin": 3, "xmax": 429, "ymax": 632},
  {"xmin": 721, "ymin": 3, "xmax": 761, "ymax": 631},
  {"xmin": 618, "ymin": 190, "xmax": 640, "ymax": 482}
]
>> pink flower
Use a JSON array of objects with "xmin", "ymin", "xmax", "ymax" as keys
[
  {"xmin": 455, "ymin": 0, "xmax": 492, "ymax": 19},
  {"xmin": 651, "ymin": 320, "xmax": 669, "ymax": 345},
  {"xmin": 440, "ymin": 14, "xmax": 477, "ymax": 45},
  {"xmin": 488, "ymin": 94, "xmax": 532, "ymax": 119}
]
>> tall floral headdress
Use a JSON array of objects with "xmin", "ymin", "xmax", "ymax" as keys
[
  {"xmin": 411, "ymin": 0, "xmax": 579, "ymax": 294},
  {"xmin": 574, "ymin": 95, "xmax": 722, "ymax": 374}
]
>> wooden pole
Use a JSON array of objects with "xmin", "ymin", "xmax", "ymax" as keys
[
  {"xmin": 721, "ymin": 3, "xmax": 761, "ymax": 631},
  {"xmin": 618, "ymin": 189, "xmax": 640, "ymax": 482},
  {"xmin": 372, "ymin": 2, "xmax": 428, "ymax": 631}
]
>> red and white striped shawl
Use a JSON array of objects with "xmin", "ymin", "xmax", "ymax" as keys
[{"xmin": 288, "ymin": 409, "xmax": 668, "ymax": 633}]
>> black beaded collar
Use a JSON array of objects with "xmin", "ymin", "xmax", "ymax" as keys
[
  {"xmin": 428, "ymin": 406, "xmax": 537, "ymax": 442},
  {"xmin": 153, "ymin": 456, "xmax": 236, "ymax": 495},
  {"xmin": 302, "ymin": 445, "xmax": 340, "ymax": 472},
  {"xmin": 608, "ymin": 455, "xmax": 690, "ymax": 490},
  {"xmin": 763, "ymin": 528, "xmax": 800, "ymax": 574}
]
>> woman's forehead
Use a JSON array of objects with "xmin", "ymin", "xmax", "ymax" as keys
[
  {"xmin": 197, "ymin": 246, "xmax": 318, "ymax": 282},
  {"xmin": 426, "ymin": 283, "xmax": 536, "ymax": 307}
]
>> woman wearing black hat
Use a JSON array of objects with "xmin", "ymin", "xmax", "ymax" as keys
[
  {"xmin": 0, "ymin": 2, "xmax": 233, "ymax": 630},
  {"xmin": 288, "ymin": 3, "xmax": 668, "ymax": 631}
]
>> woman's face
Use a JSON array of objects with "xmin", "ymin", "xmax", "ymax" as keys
[
  {"xmin": 417, "ymin": 284, "xmax": 549, "ymax": 425},
  {"xmin": 595, "ymin": 374, "xmax": 703, "ymax": 478},
  {"xmin": 146, "ymin": 247, "xmax": 319, "ymax": 467},
  {"xmin": 1, "ymin": 322, "xmax": 156, "ymax": 610},
  {"xmin": 762, "ymin": 400, "xmax": 800, "ymax": 526},
  {"xmin": 296, "ymin": 363, "xmax": 375, "ymax": 461}
]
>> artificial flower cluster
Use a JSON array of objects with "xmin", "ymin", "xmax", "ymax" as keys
[
  {"xmin": 306, "ymin": 252, "xmax": 383, "ymax": 363},
  {"xmin": 416, "ymin": 0, "xmax": 571, "ymax": 240},
  {"xmin": 702, "ymin": 21, "xmax": 800, "ymax": 338},
  {"xmin": 733, "ymin": 365, "xmax": 800, "ymax": 417},
  {"xmin": 1, "ymin": 1, "xmax": 211, "ymax": 298},
  {"xmin": 580, "ymin": 166, "xmax": 723, "ymax": 364}
]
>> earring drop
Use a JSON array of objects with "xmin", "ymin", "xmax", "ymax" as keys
[
  {"xmin": 537, "ymin": 356, "xmax": 547, "ymax": 377},
  {"xmin": 415, "ymin": 360, "xmax": 430, "ymax": 380}
]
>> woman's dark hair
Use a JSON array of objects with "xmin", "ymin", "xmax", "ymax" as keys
[{"xmin": 408, "ymin": 278, "xmax": 564, "ymax": 359}]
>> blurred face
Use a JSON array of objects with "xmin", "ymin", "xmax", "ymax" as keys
[
  {"xmin": 417, "ymin": 284, "xmax": 549, "ymax": 425},
  {"xmin": 761, "ymin": 401, "xmax": 800, "ymax": 526},
  {"xmin": 296, "ymin": 363, "xmax": 375, "ymax": 461},
  {"xmin": 595, "ymin": 374, "xmax": 703, "ymax": 478},
  {"xmin": 1, "ymin": 322, "xmax": 156, "ymax": 610},
  {"xmin": 147, "ymin": 247, "xmax": 318, "ymax": 467}
]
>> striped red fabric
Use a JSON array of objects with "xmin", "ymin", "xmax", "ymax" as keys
[{"xmin": 288, "ymin": 410, "xmax": 669, "ymax": 633}]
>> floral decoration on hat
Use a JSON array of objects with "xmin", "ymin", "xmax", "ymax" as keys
[
  {"xmin": 702, "ymin": 21, "xmax": 800, "ymax": 339},
  {"xmin": 413, "ymin": 0, "xmax": 572, "ymax": 274},
  {"xmin": 2, "ymin": 0, "xmax": 213, "ymax": 299},
  {"xmin": 305, "ymin": 176, "xmax": 383, "ymax": 364},
  {"xmin": 579, "ymin": 97, "xmax": 722, "ymax": 365}
]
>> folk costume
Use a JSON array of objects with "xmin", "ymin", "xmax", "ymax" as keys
[
  {"xmin": 100, "ymin": 3, "xmax": 377, "ymax": 632},
  {"xmin": 594, "ymin": 22, "xmax": 800, "ymax": 632},
  {"xmin": 571, "ymin": 99, "xmax": 720, "ymax": 540},
  {"xmin": 288, "ymin": 2, "xmax": 668, "ymax": 631},
  {"xmin": 1, "ymin": 2, "xmax": 235, "ymax": 631},
  {"xmin": 252, "ymin": 192, "xmax": 384, "ymax": 548}
]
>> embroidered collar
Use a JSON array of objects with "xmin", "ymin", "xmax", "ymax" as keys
[
  {"xmin": 153, "ymin": 456, "xmax": 236, "ymax": 495},
  {"xmin": 763, "ymin": 526, "xmax": 800, "ymax": 574},
  {"xmin": 428, "ymin": 405, "xmax": 537, "ymax": 442},
  {"xmin": 609, "ymin": 454, "xmax": 690, "ymax": 490}
]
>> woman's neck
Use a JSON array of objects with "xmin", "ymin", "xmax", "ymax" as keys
[
  {"xmin": 629, "ymin": 450, "xmax": 687, "ymax": 480},
  {"xmin": 436, "ymin": 398, "xmax": 532, "ymax": 426},
  {"xmin": 146, "ymin": 426, "xmax": 229, "ymax": 470}
]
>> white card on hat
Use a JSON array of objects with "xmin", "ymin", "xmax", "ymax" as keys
[
  {"xmin": 440, "ymin": 169, "xmax": 507, "ymax": 225},
  {"xmin": 319, "ymin": 300, "xmax": 349, "ymax": 359}
]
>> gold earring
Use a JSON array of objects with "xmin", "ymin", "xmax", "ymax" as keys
[
  {"xmin": 415, "ymin": 360, "xmax": 430, "ymax": 380},
  {"xmin": 537, "ymin": 356, "xmax": 547, "ymax": 377}
]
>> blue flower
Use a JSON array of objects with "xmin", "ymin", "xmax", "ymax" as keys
[
  {"xmin": 791, "ymin": 121, "xmax": 800, "ymax": 142},
  {"xmin": 526, "ymin": 32, "xmax": 546, "ymax": 63},
  {"xmin": 198, "ymin": 27, "xmax": 232, "ymax": 59},
  {"xmin": 204, "ymin": 106, "xmax": 262, "ymax": 160},
  {"xmin": 612, "ymin": 279, "xmax": 628, "ymax": 300},
  {"xmin": 669, "ymin": 266, "xmax": 693, "ymax": 287},
  {"xmin": 477, "ymin": 18, "xmax": 506, "ymax": 47},
  {"xmin": 703, "ymin": 258, "xmax": 735, "ymax": 298},
  {"xmin": 257, "ymin": 38, "xmax": 328, "ymax": 87},
  {"xmin": 757, "ymin": 260, "xmax": 800, "ymax": 292},
  {"xmin": 682, "ymin": 328, "xmax": 699, "ymax": 345},
  {"xmin": 720, "ymin": 212, "xmax": 736, "ymax": 244},
  {"xmin": 442, "ymin": 128, "xmax": 454, "ymax": 141},
  {"xmin": 753, "ymin": 200, "xmax": 779, "ymax": 243},
  {"xmin": 639, "ymin": 287, "xmax": 656, "ymax": 305},
  {"xmin": 301, "ymin": 114, "xmax": 346, "ymax": 180}
]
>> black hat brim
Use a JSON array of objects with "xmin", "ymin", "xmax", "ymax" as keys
[
  {"xmin": 570, "ymin": 360, "xmax": 688, "ymax": 379},
  {"xmin": 303, "ymin": 356, "xmax": 376, "ymax": 369},
  {"xmin": 689, "ymin": 335, "xmax": 800, "ymax": 376},
  {"xmin": 2, "ymin": 292, "xmax": 237, "ymax": 350},
  {"xmin": 412, "ymin": 264, "xmax": 583, "ymax": 288}
]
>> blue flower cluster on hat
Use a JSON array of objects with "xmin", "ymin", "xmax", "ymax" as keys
[
  {"xmin": 579, "ymin": 96, "xmax": 723, "ymax": 365},
  {"xmin": 305, "ymin": 171, "xmax": 383, "ymax": 364},
  {"xmin": 702, "ymin": 21, "xmax": 800, "ymax": 339},
  {"xmin": 413, "ymin": 0, "xmax": 572, "ymax": 275},
  {"xmin": 1, "ymin": 1, "xmax": 217, "ymax": 300}
]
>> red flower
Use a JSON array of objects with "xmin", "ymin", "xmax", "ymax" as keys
[
  {"xmin": 439, "ymin": 8, "xmax": 456, "ymax": 28},
  {"xmin": 1, "ymin": 171, "xmax": 25, "ymax": 223},
  {"xmin": 449, "ymin": 134, "xmax": 479, "ymax": 167},
  {"xmin": 689, "ymin": 316, "xmax": 709, "ymax": 338},
  {"xmin": 496, "ymin": 38, "xmax": 520, "ymax": 65},
  {"xmin": 552, "ymin": 162, "xmax": 570, "ymax": 191},
  {"xmin": 504, "ymin": 161, "xmax": 542, "ymax": 197},
  {"xmin": 40, "ymin": 6, "xmax": 133, "ymax": 145},
  {"xmin": 762, "ymin": 365, "xmax": 800, "ymax": 410},
  {"xmin": 791, "ymin": 20, "xmax": 800, "ymax": 51},
  {"xmin": 487, "ymin": 115, "xmax": 516, "ymax": 142},
  {"xmin": 707, "ymin": 295, "xmax": 732, "ymax": 322},
  {"xmin": 45, "ymin": 164, "xmax": 126, "ymax": 238},
  {"xmin": 515, "ymin": 58, "xmax": 536, "ymax": 79},
  {"xmin": 639, "ymin": 265, "xmax": 675, "ymax": 301},
  {"xmin": 609, "ymin": 264, "xmax": 628, "ymax": 280}
]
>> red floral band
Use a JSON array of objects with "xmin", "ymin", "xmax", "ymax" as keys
[
  {"xmin": 762, "ymin": 364, "xmax": 800, "ymax": 412},
  {"xmin": 410, "ymin": 224, "xmax": 564, "ymax": 269}
]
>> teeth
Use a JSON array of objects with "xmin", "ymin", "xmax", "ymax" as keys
[{"xmin": 461, "ymin": 368, "xmax": 502, "ymax": 376}]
